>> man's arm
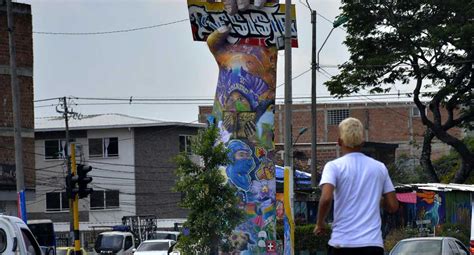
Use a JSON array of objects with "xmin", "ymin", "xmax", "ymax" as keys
[
  {"xmin": 382, "ymin": 191, "xmax": 399, "ymax": 214},
  {"xmin": 314, "ymin": 183, "xmax": 334, "ymax": 235}
]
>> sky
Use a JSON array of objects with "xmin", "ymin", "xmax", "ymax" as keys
[{"xmin": 20, "ymin": 0, "xmax": 354, "ymax": 122}]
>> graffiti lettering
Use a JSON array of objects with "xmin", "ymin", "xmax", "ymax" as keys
[{"xmin": 188, "ymin": 4, "xmax": 297, "ymax": 47}]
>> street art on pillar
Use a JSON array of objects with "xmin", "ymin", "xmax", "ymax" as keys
[{"xmin": 187, "ymin": 1, "xmax": 297, "ymax": 253}]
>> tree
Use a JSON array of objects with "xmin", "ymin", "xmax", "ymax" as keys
[
  {"xmin": 174, "ymin": 125, "xmax": 244, "ymax": 254},
  {"xmin": 326, "ymin": 0, "xmax": 474, "ymax": 183}
]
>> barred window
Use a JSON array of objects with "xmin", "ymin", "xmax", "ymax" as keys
[{"xmin": 327, "ymin": 109, "xmax": 349, "ymax": 125}]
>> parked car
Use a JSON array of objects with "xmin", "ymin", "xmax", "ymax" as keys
[
  {"xmin": 389, "ymin": 237, "xmax": 469, "ymax": 255},
  {"xmin": 56, "ymin": 247, "xmax": 88, "ymax": 255},
  {"xmin": 94, "ymin": 231, "xmax": 135, "ymax": 254},
  {"xmin": 0, "ymin": 215, "xmax": 42, "ymax": 254},
  {"xmin": 149, "ymin": 231, "xmax": 180, "ymax": 241},
  {"xmin": 134, "ymin": 239, "xmax": 175, "ymax": 255}
]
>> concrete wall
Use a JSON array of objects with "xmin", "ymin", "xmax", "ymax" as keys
[{"xmin": 134, "ymin": 126, "xmax": 199, "ymax": 219}]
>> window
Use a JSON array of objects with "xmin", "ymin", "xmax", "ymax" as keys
[
  {"xmin": 327, "ymin": 109, "xmax": 349, "ymax": 125},
  {"xmin": 179, "ymin": 135, "xmax": 193, "ymax": 154},
  {"xmin": 88, "ymin": 138, "xmax": 119, "ymax": 158},
  {"xmin": 44, "ymin": 140, "xmax": 66, "ymax": 160},
  {"xmin": 0, "ymin": 229, "xmax": 6, "ymax": 253},
  {"xmin": 412, "ymin": 106, "xmax": 421, "ymax": 117},
  {"xmin": 46, "ymin": 192, "xmax": 69, "ymax": 212},
  {"xmin": 90, "ymin": 190, "xmax": 119, "ymax": 210},
  {"xmin": 124, "ymin": 236, "xmax": 133, "ymax": 250}
]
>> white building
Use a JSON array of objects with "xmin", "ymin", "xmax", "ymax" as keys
[{"xmin": 29, "ymin": 113, "xmax": 202, "ymax": 237}]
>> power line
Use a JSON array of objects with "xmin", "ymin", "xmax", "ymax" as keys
[{"xmin": 33, "ymin": 18, "xmax": 190, "ymax": 35}]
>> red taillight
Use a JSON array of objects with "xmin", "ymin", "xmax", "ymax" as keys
[{"xmin": 470, "ymin": 240, "xmax": 474, "ymax": 254}]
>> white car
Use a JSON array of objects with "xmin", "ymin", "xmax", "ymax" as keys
[
  {"xmin": 149, "ymin": 231, "xmax": 180, "ymax": 241},
  {"xmin": 134, "ymin": 239, "xmax": 175, "ymax": 255}
]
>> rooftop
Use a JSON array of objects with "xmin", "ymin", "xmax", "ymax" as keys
[{"xmin": 35, "ymin": 113, "xmax": 204, "ymax": 132}]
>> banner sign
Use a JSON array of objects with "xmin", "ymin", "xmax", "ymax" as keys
[{"xmin": 187, "ymin": 0, "xmax": 298, "ymax": 48}]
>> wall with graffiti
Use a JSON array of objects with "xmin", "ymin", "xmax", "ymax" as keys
[
  {"xmin": 445, "ymin": 191, "xmax": 471, "ymax": 226},
  {"xmin": 416, "ymin": 191, "xmax": 446, "ymax": 230},
  {"xmin": 188, "ymin": 1, "xmax": 297, "ymax": 254}
]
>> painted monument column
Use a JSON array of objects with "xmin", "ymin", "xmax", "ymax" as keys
[{"xmin": 188, "ymin": 1, "xmax": 297, "ymax": 253}]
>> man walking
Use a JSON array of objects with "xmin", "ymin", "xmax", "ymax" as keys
[{"xmin": 314, "ymin": 117, "xmax": 399, "ymax": 255}]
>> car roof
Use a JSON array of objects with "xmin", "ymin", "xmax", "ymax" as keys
[
  {"xmin": 154, "ymin": 231, "xmax": 180, "ymax": 234},
  {"xmin": 142, "ymin": 239, "xmax": 175, "ymax": 243},
  {"xmin": 100, "ymin": 231, "xmax": 131, "ymax": 236},
  {"xmin": 399, "ymin": 237, "xmax": 456, "ymax": 241}
]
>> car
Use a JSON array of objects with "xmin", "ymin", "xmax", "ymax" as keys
[
  {"xmin": 149, "ymin": 231, "xmax": 180, "ymax": 241},
  {"xmin": 134, "ymin": 239, "xmax": 175, "ymax": 255},
  {"xmin": 389, "ymin": 237, "xmax": 470, "ymax": 255},
  {"xmin": 56, "ymin": 247, "xmax": 88, "ymax": 255}
]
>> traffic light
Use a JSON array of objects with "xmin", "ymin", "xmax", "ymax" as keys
[
  {"xmin": 66, "ymin": 173, "xmax": 79, "ymax": 199},
  {"xmin": 77, "ymin": 164, "xmax": 93, "ymax": 199}
]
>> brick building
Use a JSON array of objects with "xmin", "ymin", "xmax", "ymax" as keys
[
  {"xmin": 199, "ymin": 101, "xmax": 465, "ymax": 172},
  {"xmin": 0, "ymin": 1, "xmax": 35, "ymax": 215}
]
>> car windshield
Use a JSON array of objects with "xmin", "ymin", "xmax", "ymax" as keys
[
  {"xmin": 97, "ymin": 235, "xmax": 124, "ymax": 251},
  {"xmin": 391, "ymin": 240, "xmax": 442, "ymax": 255},
  {"xmin": 137, "ymin": 242, "xmax": 170, "ymax": 251},
  {"xmin": 151, "ymin": 233, "xmax": 177, "ymax": 241}
]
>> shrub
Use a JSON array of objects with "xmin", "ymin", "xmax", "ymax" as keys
[{"xmin": 277, "ymin": 224, "xmax": 330, "ymax": 252}]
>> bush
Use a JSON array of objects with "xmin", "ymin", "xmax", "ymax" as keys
[
  {"xmin": 276, "ymin": 224, "xmax": 330, "ymax": 253},
  {"xmin": 438, "ymin": 223, "xmax": 470, "ymax": 246},
  {"xmin": 384, "ymin": 227, "xmax": 418, "ymax": 252}
]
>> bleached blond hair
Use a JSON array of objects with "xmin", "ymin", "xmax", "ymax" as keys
[{"xmin": 338, "ymin": 117, "xmax": 364, "ymax": 148}]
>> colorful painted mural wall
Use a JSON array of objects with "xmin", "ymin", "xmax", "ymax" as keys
[
  {"xmin": 416, "ymin": 191, "xmax": 446, "ymax": 230},
  {"xmin": 187, "ymin": 1, "xmax": 297, "ymax": 253}
]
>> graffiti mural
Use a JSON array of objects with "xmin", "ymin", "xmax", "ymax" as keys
[
  {"xmin": 445, "ymin": 191, "xmax": 471, "ymax": 226},
  {"xmin": 416, "ymin": 191, "xmax": 446, "ymax": 229},
  {"xmin": 188, "ymin": 1, "xmax": 297, "ymax": 254}
]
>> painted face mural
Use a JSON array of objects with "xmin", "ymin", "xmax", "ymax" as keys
[{"xmin": 188, "ymin": 1, "xmax": 297, "ymax": 253}]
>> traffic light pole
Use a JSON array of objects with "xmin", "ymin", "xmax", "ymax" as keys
[{"xmin": 71, "ymin": 145, "xmax": 81, "ymax": 255}]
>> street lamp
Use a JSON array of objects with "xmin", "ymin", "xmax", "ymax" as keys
[
  {"xmin": 310, "ymin": 11, "xmax": 348, "ymax": 188},
  {"xmin": 293, "ymin": 127, "xmax": 308, "ymax": 147}
]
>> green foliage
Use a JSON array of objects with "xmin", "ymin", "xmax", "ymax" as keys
[
  {"xmin": 387, "ymin": 154, "xmax": 429, "ymax": 185},
  {"xmin": 434, "ymin": 136, "xmax": 474, "ymax": 183},
  {"xmin": 384, "ymin": 227, "xmax": 419, "ymax": 252},
  {"xmin": 438, "ymin": 223, "xmax": 470, "ymax": 246},
  {"xmin": 174, "ymin": 126, "xmax": 244, "ymax": 254},
  {"xmin": 276, "ymin": 224, "xmax": 330, "ymax": 252}
]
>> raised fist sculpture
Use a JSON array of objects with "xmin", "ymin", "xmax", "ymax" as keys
[{"xmin": 188, "ymin": 1, "xmax": 288, "ymax": 253}]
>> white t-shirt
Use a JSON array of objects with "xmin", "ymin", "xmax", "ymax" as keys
[{"xmin": 319, "ymin": 152, "xmax": 395, "ymax": 248}]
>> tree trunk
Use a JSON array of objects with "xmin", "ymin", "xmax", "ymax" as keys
[
  {"xmin": 430, "ymin": 125, "xmax": 474, "ymax": 183},
  {"xmin": 209, "ymin": 236, "xmax": 219, "ymax": 255},
  {"xmin": 453, "ymin": 156, "xmax": 473, "ymax": 183},
  {"xmin": 420, "ymin": 129, "xmax": 439, "ymax": 182}
]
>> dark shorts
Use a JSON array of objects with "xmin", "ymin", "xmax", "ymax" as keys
[{"xmin": 328, "ymin": 245, "xmax": 384, "ymax": 255}]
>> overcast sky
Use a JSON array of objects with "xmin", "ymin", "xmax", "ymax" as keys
[{"xmin": 20, "ymin": 0, "xmax": 352, "ymax": 122}]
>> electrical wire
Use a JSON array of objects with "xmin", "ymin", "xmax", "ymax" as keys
[{"xmin": 33, "ymin": 19, "xmax": 190, "ymax": 35}]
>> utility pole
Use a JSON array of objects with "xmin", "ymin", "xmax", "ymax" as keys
[
  {"xmin": 56, "ymin": 97, "xmax": 74, "ymax": 245},
  {"xmin": 283, "ymin": 0, "xmax": 294, "ymax": 254},
  {"xmin": 6, "ymin": 0, "xmax": 26, "ymax": 222},
  {"xmin": 310, "ymin": 10, "xmax": 318, "ymax": 187}
]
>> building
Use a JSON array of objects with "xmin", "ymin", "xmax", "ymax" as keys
[
  {"xmin": 0, "ymin": 2, "xmax": 35, "ymax": 215},
  {"xmin": 199, "ymin": 101, "xmax": 465, "ymax": 171},
  {"xmin": 29, "ymin": 113, "xmax": 203, "ymax": 234}
]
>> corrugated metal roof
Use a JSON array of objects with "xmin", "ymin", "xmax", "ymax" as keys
[
  {"xmin": 35, "ymin": 113, "xmax": 205, "ymax": 131},
  {"xmin": 396, "ymin": 183, "xmax": 474, "ymax": 192}
]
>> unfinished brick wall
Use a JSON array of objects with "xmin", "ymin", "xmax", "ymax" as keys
[{"xmin": 0, "ymin": 2, "xmax": 35, "ymax": 190}]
